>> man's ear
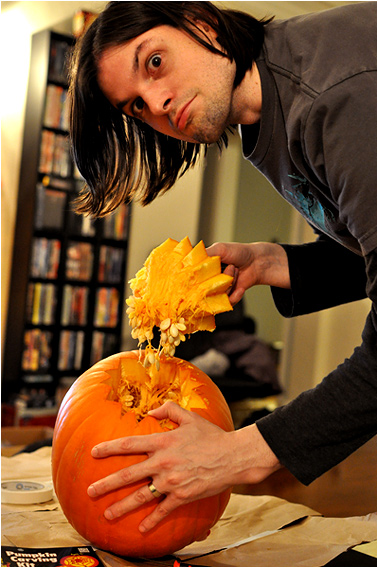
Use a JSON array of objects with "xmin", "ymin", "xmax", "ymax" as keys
[{"xmin": 191, "ymin": 18, "xmax": 219, "ymax": 47}]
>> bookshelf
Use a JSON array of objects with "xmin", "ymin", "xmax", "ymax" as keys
[{"xmin": 2, "ymin": 30, "xmax": 130, "ymax": 411}]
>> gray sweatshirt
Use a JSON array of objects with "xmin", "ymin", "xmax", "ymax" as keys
[{"xmin": 240, "ymin": 2, "xmax": 377, "ymax": 484}]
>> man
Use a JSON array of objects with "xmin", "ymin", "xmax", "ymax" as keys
[{"xmin": 70, "ymin": 1, "xmax": 376, "ymax": 534}]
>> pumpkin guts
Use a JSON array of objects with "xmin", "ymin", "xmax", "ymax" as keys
[
  {"xmin": 112, "ymin": 356, "xmax": 208, "ymax": 422},
  {"xmin": 126, "ymin": 237, "xmax": 233, "ymax": 367}
]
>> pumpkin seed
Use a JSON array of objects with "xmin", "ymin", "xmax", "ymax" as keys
[
  {"xmin": 170, "ymin": 324, "xmax": 179, "ymax": 337},
  {"xmin": 160, "ymin": 318, "xmax": 171, "ymax": 331},
  {"xmin": 160, "ymin": 332, "xmax": 168, "ymax": 344}
]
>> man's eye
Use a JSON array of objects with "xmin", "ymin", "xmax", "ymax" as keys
[
  {"xmin": 149, "ymin": 55, "xmax": 162, "ymax": 70},
  {"xmin": 133, "ymin": 97, "xmax": 144, "ymax": 114}
]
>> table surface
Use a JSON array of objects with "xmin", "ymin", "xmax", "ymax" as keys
[{"xmin": 1, "ymin": 446, "xmax": 377, "ymax": 567}]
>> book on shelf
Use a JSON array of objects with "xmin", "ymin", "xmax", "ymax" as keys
[
  {"xmin": 34, "ymin": 184, "xmax": 66, "ymax": 230},
  {"xmin": 22, "ymin": 329, "xmax": 53, "ymax": 371},
  {"xmin": 39, "ymin": 130, "xmax": 54, "ymax": 174},
  {"xmin": 66, "ymin": 206, "xmax": 96, "ymax": 237},
  {"xmin": 58, "ymin": 330, "xmax": 85, "ymax": 370},
  {"xmin": 43, "ymin": 84, "xmax": 69, "ymax": 130},
  {"xmin": 30, "ymin": 238, "xmax": 61, "ymax": 279},
  {"xmin": 52, "ymin": 134, "xmax": 71, "ymax": 177},
  {"xmin": 48, "ymin": 36, "xmax": 72, "ymax": 83},
  {"xmin": 103, "ymin": 204, "xmax": 129, "ymax": 240},
  {"xmin": 39, "ymin": 130, "xmax": 71, "ymax": 177},
  {"xmin": 91, "ymin": 331, "xmax": 118, "ymax": 365},
  {"xmin": 42, "ymin": 175, "xmax": 73, "ymax": 191},
  {"xmin": 65, "ymin": 241, "xmax": 94, "ymax": 281},
  {"xmin": 94, "ymin": 287, "xmax": 119, "ymax": 327},
  {"xmin": 61, "ymin": 285, "xmax": 89, "ymax": 326},
  {"xmin": 98, "ymin": 245, "xmax": 125, "ymax": 283},
  {"xmin": 26, "ymin": 282, "xmax": 57, "ymax": 325}
]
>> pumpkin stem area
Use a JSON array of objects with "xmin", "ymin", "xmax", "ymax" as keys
[{"xmin": 106, "ymin": 355, "xmax": 207, "ymax": 422}]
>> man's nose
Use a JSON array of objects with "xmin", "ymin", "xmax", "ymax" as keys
[{"xmin": 144, "ymin": 85, "xmax": 172, "ymax": 116}]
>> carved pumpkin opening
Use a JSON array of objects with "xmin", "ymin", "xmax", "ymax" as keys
[{"xmin": 105, "ymin": 355, "xmax": 207, "ymax": 421}]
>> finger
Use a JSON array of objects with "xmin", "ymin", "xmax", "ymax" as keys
[
  {"xmin": 138, "ymin": 494, "xmax": 182, "ymax": 533},
  {"xmin": 147, "ymin": 400, "xmax": 192, "ymax": 424},
  {"xmin": 103, "ymin": 483, "xmax": 163, "ymax": 521},
  {"xmin": 91, "ymin": 432, "xmax": 161, "ymax": 458},
  {"xmin": 88, "ymin": 459, "xmax": 154, "ymax": 497},
  {"xmin": 206, "ymin": 242, "xmax": 238, "ymax": 265},
  {"xmin": 223, "ymin": 265, "xmax": 238, "ymax": 295},
  {"xmin": 228, "ymin": 286, "xmax": 245, "ymax": 306},
  {"xmin": 205, "ymin": 242, "xmax": 224, "ymax": 258},
  {"xmin": 223, "ymin": 264, "xmax": 236, "ymax": 278}
]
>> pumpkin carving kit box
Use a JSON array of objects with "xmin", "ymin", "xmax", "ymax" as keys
[{"xmin": 1, "ymin": 545, "xmax": 103, "ymax": 567}]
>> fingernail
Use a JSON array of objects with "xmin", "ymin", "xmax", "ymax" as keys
[
  {"xmin": 104, "ymin": 509, "xmax": 114, "ymax": 520},
  {"xmin": 91, "ymin": 447, "xmax": 99, "ymax": 457},
  {"xmin": 87, "ymin": 485, "xmax": 97, "ymax": 497}
]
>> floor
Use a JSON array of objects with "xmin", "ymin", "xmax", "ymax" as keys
[{"xmin": 233, "ymin": 435, "xmax": 377, "ymax": 518}]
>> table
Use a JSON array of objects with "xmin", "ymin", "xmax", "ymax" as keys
[{"xmin": 2, "ymin": 447, "xmax": 376, "ymax": 567}]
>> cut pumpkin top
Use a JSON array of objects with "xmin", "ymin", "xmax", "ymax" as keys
[{"xmin": 126, "ymin": 237, "xmax": 233, "ymax": 365}]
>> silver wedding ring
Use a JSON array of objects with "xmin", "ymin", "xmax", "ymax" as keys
[{"xmin": 148, "ymin": 483, "xmax": 163, "ymax": 499}]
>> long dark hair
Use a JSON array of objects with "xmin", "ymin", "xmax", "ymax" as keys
[{"xmin": 70, "ymin": 1, "xmax": 272, "ymax": 216}]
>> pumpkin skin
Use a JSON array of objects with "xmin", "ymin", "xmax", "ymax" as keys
[{"xmin": 52, "ymin": 351, "xmax": 234, "ymax": 558}]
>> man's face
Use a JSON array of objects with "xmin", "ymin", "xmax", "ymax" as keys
[{"xmin": 97, "ymin": 24, "xmax": 237, "ymax": 144}]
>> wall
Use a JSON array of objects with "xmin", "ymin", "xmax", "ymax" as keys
[{"xmin": 234, "ymin": 146, "xmax": 294, "ymax": 344}]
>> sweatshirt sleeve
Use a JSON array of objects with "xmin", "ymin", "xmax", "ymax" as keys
[
  {"xmin": 271, "ymin": 235, "xmax": 368, "ymax": 317},
  {"xmin": 257, "ymin": 247, "xmax": 376, "ymax": 484}
]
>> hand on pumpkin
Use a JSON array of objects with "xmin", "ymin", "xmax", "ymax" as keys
[
  {"xmin": 88, "ymin": 400, "xmax": 280, "ymax": 533},
  {"xmin": 206, "ymin": 241, "xmax": 291, "ymax": 305}
]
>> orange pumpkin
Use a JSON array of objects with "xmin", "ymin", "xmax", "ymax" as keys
[{"xmin": 52, "ymin": 351, "xmax": 234, "ymax": 558}]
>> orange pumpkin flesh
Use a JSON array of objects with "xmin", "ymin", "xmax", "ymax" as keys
[
  {"xmin": 52, "ymin": 351, "xmax": 234, "ymax": 558},
  {"xmin": 127, "ymin": 237, "xmax": 233, "ymax": 361}
]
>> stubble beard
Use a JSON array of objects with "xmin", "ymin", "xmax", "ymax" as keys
[{"xmin": 187, "ymin": 91, "xmax": 234, "ymax": 145}]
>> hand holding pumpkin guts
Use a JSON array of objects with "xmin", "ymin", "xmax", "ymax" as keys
[
  {"xmin": 88, "ymin": 400, "xmax": 280, "ymax": 533},
  {"xmin": 206, "ymin": 241, "xmax": 291, "ymax": 306}
]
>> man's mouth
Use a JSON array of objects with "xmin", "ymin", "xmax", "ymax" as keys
[{"xmin": 175, "ymin": 97, "xmax": 196, "ymax": 131}]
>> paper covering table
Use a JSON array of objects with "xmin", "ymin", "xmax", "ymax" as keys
[{"xmin": 2, "ymin": 447, "xmax": 376, "ymax": 567}]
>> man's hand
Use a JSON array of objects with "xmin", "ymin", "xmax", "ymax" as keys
[
  {"xmin": 87, "ymin": 401, "xmax": 281, "ymax": 533},
  {"xmin": 206, "ymin": 241, "xmax": 291, "ymax": 305}
]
